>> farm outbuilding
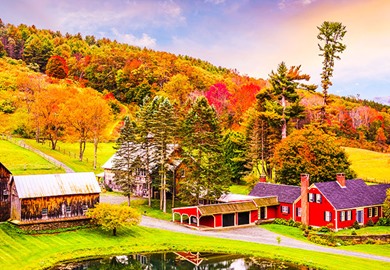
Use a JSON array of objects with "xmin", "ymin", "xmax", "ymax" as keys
[
  {"xmin": 172, "ymin": 197, "xmax": 278, "ymax": 229},
  {"xmin": 0, "ymin": 162, "xmax": 12, "ymax": 221},
  {"xmin": 9, "ymin": 172, "xmax": 101, "ymax": 222}
]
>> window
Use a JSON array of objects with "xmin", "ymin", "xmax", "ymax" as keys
[
  {"xmin": 308, "ymin": 193, "xmax": 315, "ymax": 202},
  {"xmin": 324, "ymin": 211, "xmax": 332, "ymax": 222},
  {"xmin": 281, "ymin": 206, "xmax": 289, "ymax": 214},
  {"xmin": 346, "ymin": 210, "xmax": 352, "ymax": 221},
  {"xmin": 374, "ymin": 207, "xmax": 379, "ymax": 217},
  {"xmin": 297, "ymin": 207, "xmax": 302, "ymax": 217},
  {"xmin": 66, "ymin": 206, "xmax": 71, "ymax": 213},
  {"xmin": 340, "ymin": 211, "xmax": 345, "ymax": 222},
  {"xmin": 180, "ymin": 169, "xmax": 185, "ymax": 178},
  {"xmin": 82, "ymin": 204, "xmax": 88, "ymax": 215},
  {"xmin": 315, "ymin": 194, "xmax": 322, "ymax": 203},
  {"xmin": 368, "ymin": 207, "xmax": 373, "ymax": 217},
  {"xmin": 42, "ymin": 208, "xmax": 48, "ymax": 219}
]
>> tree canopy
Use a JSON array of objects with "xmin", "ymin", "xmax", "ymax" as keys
[
  {"xmin": 86, "ymin": 203, "xmax": 141, "ymax": 236},
  {"xmin": 272, "ymin": 127, "xmax": 356, "ymax": 185}
]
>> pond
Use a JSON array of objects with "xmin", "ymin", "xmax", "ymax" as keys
[{"xmin": 51, "ymin": 252, "xmax": 311, "ymax": 269}]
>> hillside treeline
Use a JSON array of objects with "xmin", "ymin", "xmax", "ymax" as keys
[{"xmin": 0, "ymin": 20, "xmax": 390, "ymax": 185}]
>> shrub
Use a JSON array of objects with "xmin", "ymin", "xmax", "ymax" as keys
[
  {"xmin": 366, "ymin": 218, "xmax": 374, "ymax": 227},
  {"xmin": 352, "ymin": 221, "xmax": 360, "ymax": 230},
  {"xmin": 377, "ymin": 217, "xmax": 390, "ymax": 226},
  {"xmin": 319, "ymin": 226, "xmax": 330, "ymax": 233},
  {"xmin": 351, "ymin": 230, "xmax": 357, "ymax": 235}
]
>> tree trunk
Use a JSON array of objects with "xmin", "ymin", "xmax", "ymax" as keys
[
  {"xmin": 281, "ymin": 94, "xmax": 287, "ymax": 139},
  {"xmin": 127, "ymin": 194, "xmax": 131, "ymax": 207},
  {"xmin": 163, "ymin": 171, "xmax": 166, "ymax": 213},
  {"xmin": 79, "ymin": 139, "xmax": 86, "ymax": 161},
  {"xmin": 113, "ymin": 227, "xmax": 117, "ymax": 236},
  {"xmin": 93, "ymin": 137, "xmax": 98, "ymax": 170}
]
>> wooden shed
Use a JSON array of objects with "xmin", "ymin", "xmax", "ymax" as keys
[
  {"xmin": 0, "ymin": 162, "xmax": 12, "ymax": 221},
  {"xmin": 10, "ymin": 172, "xmax": 101, "ymax": 222}
]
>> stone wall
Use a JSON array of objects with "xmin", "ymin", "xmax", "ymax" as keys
[
  {"xmin": 12, "ymin": 217, "xmax": 91, "ymax": 231},
  {"xmin": 335, "ymin": 234, "xmax": 390, "ymax": 244}
]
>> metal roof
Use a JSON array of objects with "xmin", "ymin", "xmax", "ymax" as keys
[
  {"xmin": 198, "ymin": 201, "xmax": 258, "ymax": 215},
  {"xmin": 12, "ymin": 172, "xmax": 101, "ymax": 199},
  {"xmin": 102, "ymin": 143, "xmax": 180, "ymax": 173}
]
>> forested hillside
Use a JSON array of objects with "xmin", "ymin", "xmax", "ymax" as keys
[{"xmin": 1, "ymin": 19, "xmax": 389, "ymax": 188}]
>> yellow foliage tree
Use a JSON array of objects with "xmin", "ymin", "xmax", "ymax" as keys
[{"xmin": 86, "ymin": 203, "xmax": 141, "ymax": 236}]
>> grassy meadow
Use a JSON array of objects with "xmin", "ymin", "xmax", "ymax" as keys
[
  {"xmin": 344, "ymin": 147, "xmax": 390, "ymax": 183},
  {"xmin": 0, "ymin": 139, "xmax": 65, "ymax": 175},
  {"xmin": 0, "ymin": 222, "xmax": 389, "ymax": 270},
  {"xmin": 20, "ymin": 139, "xmax": 116, "ymax": 173}
]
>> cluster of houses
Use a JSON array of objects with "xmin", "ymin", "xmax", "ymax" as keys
[{"xmin": 1, "ymin": 152, "xmax": 389, "ymax": 232}]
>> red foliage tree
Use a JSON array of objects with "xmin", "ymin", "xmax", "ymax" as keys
[
  {"xmin": 45, "ymin": 55, "xmax": 68, "ymax": 79},
  {"xmin": 204, "ymin": 82, "xmax": 232, "ymax": 115}
]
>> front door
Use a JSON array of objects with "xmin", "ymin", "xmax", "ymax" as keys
[
  {"xmin": 259, "ymin": 207, "xmax": 267, "ymax": 219},
  {"xmin": 356, "ymin": 209, "xmax": 363, "ymax": 224}
]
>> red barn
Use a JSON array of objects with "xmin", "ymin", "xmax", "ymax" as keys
[{"xmin": 0, "ymin": 162, "xmax": 12, "ymax": 221}]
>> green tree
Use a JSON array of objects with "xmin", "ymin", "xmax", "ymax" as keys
[
  {"xmin": 136, "ymin": 96, "xmax": 156, "ymax": 207},
  {"xmin": 181, "ymin": 96, "xmax": 230, "ymax": 204},
  {"xmin": 112, "ymin": 116, "xmax": 140, "ymax": 206},
  {"xmin": 0, "ymin": 40, "xmax": 5, "ymax": 57},
  {"xmin": 265, "ymin": 62, "xmax": 313, "ymax": 139},
  {"xmin": 222, "ymin": 130, "xmax": 248, "ymax": 184},
  {"xmin": 149, "ymin": 96, "xmax": 177, "ymax": 213},
  {"xmin": 23, "ymin": 33, "xmax": 53, "ymax": 72},
  {"xmin": 317, "ymin": 21, "xmax": 347, "ymax": 115},
  {"xmin": 272, "ymin": 127, "xmax": 356, "ymax": 185},
  {"xmin": 86, "ymin": 203, "xmax": 140, "ymax": 236}
]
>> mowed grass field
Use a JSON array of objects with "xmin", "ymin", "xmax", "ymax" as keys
[
  {"xmin": 344, "ymin": 147, "xmax": 390, "ymax": 183},
  {"xmin": 0, "ymin": 139, "xmax": 65, "ymax": 175},
  {"xmin": 21, "ymin": 139, "xmax": 116, "ymax": 173},
  {"xmin": 0, "ymin": 223, "xmax": 389, "ymax": 270}
]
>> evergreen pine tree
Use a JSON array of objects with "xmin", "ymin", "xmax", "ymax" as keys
[
  {"xmin": 112, "ymin": 116, "xmax": 139, "ymax": 206},
  {"xmin": 149, "ymin": 96, "xmax": 177, "ymax": 213},
  {"xmin": 181, "ymin": 96, "xmax": 230, "ymax": 204}
]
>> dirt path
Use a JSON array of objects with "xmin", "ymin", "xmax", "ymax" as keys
[{"xmin": 17, "ymin": 140, "xmax": 75, "ymax": 173}]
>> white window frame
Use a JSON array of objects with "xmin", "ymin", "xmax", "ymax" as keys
[
  {"xmin": 325, "ymin": 211, "xmax": 332, "ymax": 222},
  {"xmin": 281, "ymin": 206, "xmax": 289, "ymax": 214},
  {"xmin": 368, "ymin": 207, "xmax": 373, "ymax": 218},
  {"xmin": 374, "ymin": 207, "xmax": 378, "ymax": 217},
  {"xmin": 340, "ymin": 211, "xmax": 345, "ymax": 222},
  {"xmin": 297, "ymin": 207, "xmax": 301, "ymax": 217},
  {"xmin": 308, "ymin": 193, "xmax": 315, "ymax": 202},
  {"xmin": 315, "ymin": 193, "xmax": 322, "ymax": 203},
  {"xmin": 346, "ymin": 210, "xmax": 352, "ymax": 221}
]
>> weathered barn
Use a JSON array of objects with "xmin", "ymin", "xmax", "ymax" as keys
[
  {"xmin": 0, "ymin": 162, "xmax": 12, "ymax": 221},
  {"xmin": 9, "ymin": 172, "xmax": 100, "ymax": 222}
]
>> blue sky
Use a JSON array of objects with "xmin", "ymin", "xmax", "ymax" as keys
[{"xmin": 1, "ymin": 0, "xmax": 389, "ymax": 103}]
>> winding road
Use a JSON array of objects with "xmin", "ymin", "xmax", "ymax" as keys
[{"xmin": 100, "ymin": 194, "xmax": 390, "ymax": 263}]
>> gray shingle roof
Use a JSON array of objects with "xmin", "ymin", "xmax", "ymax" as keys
[
  {"xmin": 249, "ymin": 182, "xmax": 301, "ymax": 203},
  {"xmin": 315, "ymin": 179, "xmax": 390, "ymax": 210}
]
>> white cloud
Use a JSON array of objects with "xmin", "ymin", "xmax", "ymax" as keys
[{"xmin": 111, "ymin": 28, "xmax": 156, "ymax": 48}]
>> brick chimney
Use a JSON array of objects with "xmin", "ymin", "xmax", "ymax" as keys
[
  {"xmin": 259, "ymin": 175, "xmax": 267, "ymax": 183},
  {"xmin": 300, "ymin": 173, "xmax": 309, "ymax": 226},
  {"xmin": 336, "ymin": 173, "xmax": 346, "ymax": 188}
]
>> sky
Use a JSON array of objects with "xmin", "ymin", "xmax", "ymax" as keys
[{"xmin": 1, "ymin": 0, "xmax": 389, "ymax": 103}]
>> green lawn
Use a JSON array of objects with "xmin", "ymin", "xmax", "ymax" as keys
[
  {"xmin": 344, "ymin": 147, "xmax": 390, "ymax": 183},
  {"xmin": 335, "ymin": 226, "xmax": 390, "ymax": 236},
  {"xmin": 21, "ymin": 139, "xmax": 116, "ymax": 173},
  {"xmin": 0, "ymin": 222, "xmax": 389, "ymax": 270},
  {"xmin": 0, "ymin": 139, "xmax": 65, "ymax": 175}
]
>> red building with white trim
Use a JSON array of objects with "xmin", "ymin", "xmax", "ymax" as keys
[{"xmin": 173, "ymin": 173, "xmax": 390, "ymax": 231}]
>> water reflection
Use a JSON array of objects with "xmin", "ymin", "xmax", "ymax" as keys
[{"xmin": 52, "ymin": 252, "xmax": 308, "ymax": 270}]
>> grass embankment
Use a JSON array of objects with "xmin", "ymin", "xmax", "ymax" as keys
[
  {"xmin": 261, "ymin": 223, "xmax": 390, "ymax": 257},
  {"xmin": 0, "ymin": 222, "xmax": 389, "ymax": 270},
  {"xmin": 21, "ymin": 139, "xmax": 116, "ymax": 173},
  {"xmin": 0, "ymin": 140, "xmax": 65, "ymax": 175},
  {"xmin": 344, "ymin": 147, "xmax": 390, "ymax": 183}
]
